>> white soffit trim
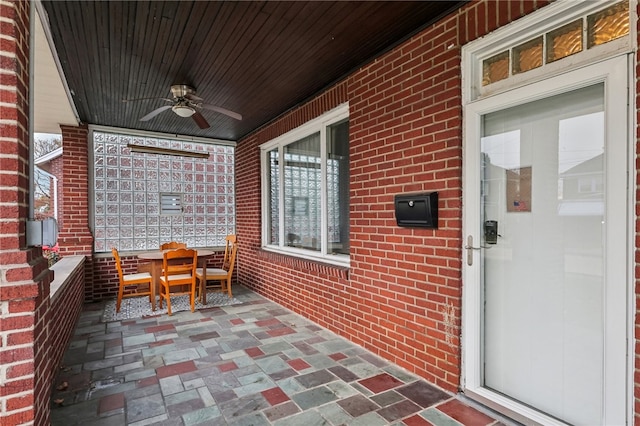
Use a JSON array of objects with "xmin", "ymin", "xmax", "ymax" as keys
[{"xmin": 34, "ymin": 1, "xmax": 80, "ymax": 133}]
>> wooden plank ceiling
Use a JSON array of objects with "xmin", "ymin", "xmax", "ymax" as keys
[{"xmin": 40, "ymin": 1, "xmax": 465, "ymax": 141}]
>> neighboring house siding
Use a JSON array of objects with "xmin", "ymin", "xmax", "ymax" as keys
[{"xmin": 236, "ymin": 0, "xmax": 555, "ymax": 394}]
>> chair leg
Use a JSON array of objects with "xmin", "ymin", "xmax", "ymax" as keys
[
  {"xmin": 166, "ymin": 290, "xmax": 172, "ymax": 316},
  {"xmin": 150, "ymin": 282, "xmax": 156, "ymax": 311},
  {"xmin": 190, "ymin": 283, "xmax": 195, "ymax": 312},
  {"xmin": 116, "ymin": 285, "xmax": 124, "ymax": 312},
  {"xmin": 198, "ymin": 278, "xmax": 204, "ymax": 304},
  {"xmin": 158, "ymin": 285, "xmax": 165, "ymax": 309},
  {"xmin": 226, "ymin": 278, "xmax": 232, "ymax": 298}
]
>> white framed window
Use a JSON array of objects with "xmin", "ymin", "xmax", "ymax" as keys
[{"xmin": 261, "ymin": 104, "xmax": 350, "ymax": 266}]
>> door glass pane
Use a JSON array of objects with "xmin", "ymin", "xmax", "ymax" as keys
[{"xmin": 481, "ymin": 84, "xmax": 604, "ymax": 425}]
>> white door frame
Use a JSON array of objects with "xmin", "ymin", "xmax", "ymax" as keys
[{"xmin": 461, "ymin": 55, "xmax": 632, "ymax": 425}]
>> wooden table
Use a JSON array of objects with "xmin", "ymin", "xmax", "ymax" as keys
[{"xmin": 137, "ymin": 249, "xmax": 215, "ymax": 304}]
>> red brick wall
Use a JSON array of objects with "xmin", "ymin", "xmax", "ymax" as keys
[
  {"xmin": 58, "ymin": 125, "xmax": 92, "ymax": 256},
  {"xmin": 0, "ymin": 1, "xmax": 52, "ymax": 424},
  {"xmin": 48, "ymin": 259, "xmax": 86, "ymax": 375},
  {"xmin": 236, "ymin": 0, "xmax": 551, "ymax": 393},
  {"xmin": 58, "ymin": 125, "xmax": 94, "ymax": 301}
]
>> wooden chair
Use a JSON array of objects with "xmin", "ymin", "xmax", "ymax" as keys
[
  {"xmin": 196, "ymin": 235, "xmax": 238, "ymax": 301},
  {"xmin": 160, "ymin": 241, "xmax": 187, "ymax": 250},
  {"xmin": 158, "ymin": 241, "xmax": 187, "ymax": 275},
  {"xmin": 158, "ymin": 248, "xmax": 198, "ymax": 315},
  {"xmin": 112, "ymin": 248, "xmax": 155, "ymax": 312}
]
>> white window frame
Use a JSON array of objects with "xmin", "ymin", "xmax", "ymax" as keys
[{"xmin": 260, "ymin": 103, "xmax": 349, "ymax": 266}]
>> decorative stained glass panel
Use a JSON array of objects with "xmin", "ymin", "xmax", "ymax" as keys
[
  {"xmin": 546, "ymin": 19, "xmax": 583, "ymax": 63},
  {"xmin": 513, "ymin": 37, "xmax": 543, "ymax": 75},
  {"xmin": 587, "ymin": 1, "xmax": 629, "ymax": 48},
  {"xmin": 482, "ymin": 51, "xmax": 509, "ymax": 86}
]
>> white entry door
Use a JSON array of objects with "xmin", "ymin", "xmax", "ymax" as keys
[{"xmin": 462, "ymin": 56, "xmax": 629, "ymax": 425}]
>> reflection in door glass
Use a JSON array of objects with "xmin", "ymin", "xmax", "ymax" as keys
[{"xmin": 558, "ymin": 112, "xmax": 604, "ymax": 216}]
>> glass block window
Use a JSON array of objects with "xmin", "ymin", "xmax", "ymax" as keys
[
  {"xmin": 93, "ymin": 130, "xmax": 235, "ymax": 252},
  {"xmin": 261, "ymin": 104, "xmax": 349, "ymax": 264},
  {"xmin": 477, "ymin": 1, "xmax": 630, "ymax": 88}
]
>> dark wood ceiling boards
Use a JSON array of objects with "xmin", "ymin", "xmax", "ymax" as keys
[{"xmin": 40, "ymin": 1, "xmax": 465, "ymax": 142}]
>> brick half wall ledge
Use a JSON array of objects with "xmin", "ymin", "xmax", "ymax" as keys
[{"xmin": 49, "ymin": 256, "xmax": 85, "ymax": 299}]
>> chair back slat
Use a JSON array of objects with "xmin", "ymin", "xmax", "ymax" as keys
[
  {"xmin": 196, "ymin": 235, "xmax": 238, "ymax": 301},
  {"xmin": 111, "ymin": 247, "xmax": 155, "ymax": 312},
  {"xmin": 162, "ymin": 248, "xmax": 197, "ymax": 280},
  {"xmin": 221, "ymin": 235, "xmax": 237, "ymax": 270},
  {"xmin": 160, "ymin": 241, "xmax": 187, "ymax": 250},
  {"xmin": 225, "ymin": 240, "xmax": 239, "ymax": 279},
  {"xmin": 111, "ymin": 247, "xmax": 124, "ymax": 278},
  {"xmin": 159, "ymin": 248, "xmax": 198, "ymax": 315}
]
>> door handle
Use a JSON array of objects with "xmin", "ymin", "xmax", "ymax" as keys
[{"xmin": 464, "ymin": 235, "xmax": 491, "ymax": 266}]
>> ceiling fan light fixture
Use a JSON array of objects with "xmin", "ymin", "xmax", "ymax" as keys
[{"xmin": 172, "ymin": 104, "xmax": 196, "ymax": 117}]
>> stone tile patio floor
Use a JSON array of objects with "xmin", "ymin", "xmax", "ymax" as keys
[{"xmin": 51, "ymin": 285, "xmax": 510, "ymax": 426}]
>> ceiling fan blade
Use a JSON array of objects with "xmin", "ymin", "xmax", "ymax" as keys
[
  {"xmin": 192, "ymin": 111, "xmax": 210, "ymax": 129},
  {"xmin": 123, "ymin": 97, "xmax": 172, "ymax": 103},
  {"xmin": 184, "ymin": 93, "xmax": 203, "ymax": 102},
  {"xmin": 199, "ymin": 103, "xmax": 242, "ymax": 121},
  {"xmin": 139, "ymin": 105, "xmax": 172, "ymax": 121}
]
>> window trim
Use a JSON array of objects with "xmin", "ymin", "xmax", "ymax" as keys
[{"xmin": 260, "ymin": 103, "xmax": 350, "ymax": 267}]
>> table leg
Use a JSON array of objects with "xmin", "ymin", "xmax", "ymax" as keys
[
  {"xmin": 150, "ymin": 259, "xmax": 162, "ymax": 307},
  {"xmin": 199, "ymin": 258, "xmax": 207, "ymax": 305}
]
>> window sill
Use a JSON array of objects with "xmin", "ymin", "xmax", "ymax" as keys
[{"xmin": 259, "ymin": 247, "xmax": 350, "ymax": 280}]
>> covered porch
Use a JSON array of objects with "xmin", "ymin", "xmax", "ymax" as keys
[{"xmin": 50, "ymin": 285, "xmax": 501, "ymax": 426}]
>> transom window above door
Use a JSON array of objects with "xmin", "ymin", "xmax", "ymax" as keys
[{"xmin": 463, "ymin": 0, "xmax": 632, "ymax": 103}]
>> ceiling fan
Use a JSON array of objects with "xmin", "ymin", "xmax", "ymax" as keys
[{"xmin": 124, "ymin": 84, "xmax": 242, "ymax": 129}]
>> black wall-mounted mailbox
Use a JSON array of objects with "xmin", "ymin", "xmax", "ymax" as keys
[{"xmin": 394, "ymin": 192, "xmax": 438, "ymax": 228}]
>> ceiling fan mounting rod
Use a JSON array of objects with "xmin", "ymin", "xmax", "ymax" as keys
[{"xmin": 171, "ymin": 84, "xmax": 196, "ymax": 99}]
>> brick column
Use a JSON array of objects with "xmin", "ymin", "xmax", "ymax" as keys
[
  {"xmin": 0, "ymin": 1, "xmax": 52, "ymax": 424},
  {"xmin": 57, "ymin": 125, "xmax": 92, "ymax": 254},
  {"xmin": 57, "ymin": 125, "xmax": 94, "ymax": 300}
]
